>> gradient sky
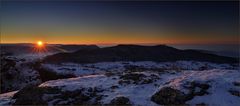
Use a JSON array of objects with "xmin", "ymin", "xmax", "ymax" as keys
[{"xmin": 1, "ymin": 1, "xmax": 239, "ymax": 45}]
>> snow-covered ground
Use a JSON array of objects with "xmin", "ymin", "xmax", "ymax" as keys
[
  {"xmin": 37, "ymin": 69, "xmax": 240, "ymax": 106},
  {"xmin": 0, "ymin": 61, "xmax": 239, "ymax": 105},
  {"xmin": 41, "ymin": 61, "xmax": 238, "ymax": 77}
]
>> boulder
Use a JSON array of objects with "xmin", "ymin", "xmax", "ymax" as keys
[
  {"xmin": 110, "ymin": 96, "xmax": 131, "ymax": 105},
  {"xmin": 151, "ymin": 87, "xmax": 187, "ymax": 105},
  {"xmin": 12, "ymin": 85, "xmax": 103, "ymax": 105}
]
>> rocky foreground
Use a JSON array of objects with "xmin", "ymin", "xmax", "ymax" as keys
[{"xmin": 0, "ymin": 61, "xmax": 239, "ymax": 106}]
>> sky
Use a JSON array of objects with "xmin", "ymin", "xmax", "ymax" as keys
[{"xmin": 1, "ymin": 1, "xmax": 239, "ymax": 46}]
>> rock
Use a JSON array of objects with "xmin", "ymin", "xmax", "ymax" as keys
[
  {"xmin": 229, "ymin": 90, "xmax": 240, "ymax": 97},
  {"xmin": 119, "ymin": 73, "xmax": 159, "ymax": 85},
  {"xmin": 196, "ymin": 102, "xmax": 208, "ymax": 106},
  {"xmin": 233, "ymin": 81, "xmax": 240, "ymax": 86},
  {"xmin": 110, "ymin": 96, "xmax": 131, "ymax": 105},
  {"xmin": 13, "ymin": 85, "xmax": 54, "ymax": 105},
  {"xmin": 12, "ymin": 85, "xmax": 104, "ymax": 105},
  {"xmin": 151, "ymin": 81, "xmax": 211, "ymax": 105},
  {"xmin": 151, "ymin": 87, "xmax": 187, "ymax": 105},
  {"xmin": 0, "ymin": 57, "xmax": 41, "ymax": 93},
  {"xmin": 33, "ymin": 61, "xmax": 76, "ymax": 82},
  {"xmin": 124, "ymin": 65, "xmax": 147, "ymax": 72},
  {"xmin": 105, "ymin": 72, "xmax": 116, "ymax": 77},
  {"xmin": 189, "ymin": 82, "xmax": 210, "ymax": 96},
  {"xmin": 111, "ymin": 85, "xmax": 119, "ymax": 89},
  {"xmin": 183, "ymin": 81, "xmax": 210, "ymax": 100},
  {"xmin": 120, "ymin": 73, "xmax": 146, "ymax": 81}
]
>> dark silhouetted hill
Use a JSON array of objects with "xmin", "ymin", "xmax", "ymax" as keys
[
  {"xmin": 43, "ymin": 45, "xmax": 238, "ymax": 64},
  {"xmin": 57, "ymin": 44, "xmax": 99, "ymax": 52},
  {"xmin": 0, "ymin": 44, "xmax": 99, "ymax": 55}
]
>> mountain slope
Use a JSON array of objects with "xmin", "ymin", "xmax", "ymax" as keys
[
  {"xmin": 43, "ymin": 45, "xmax": 238, "ymax": 63},
  {"xmin": 43, "ymin": 45, "xmax": 238, "ymax": 64}
]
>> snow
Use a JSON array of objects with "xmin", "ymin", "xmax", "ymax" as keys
[
  {"xmin": 39, "ymin": 74, "xmax": 116, "ymax": 91},
  {"xmin": 41, "ymin": 61, "xmax": 237, "ymax": 77},
  {"xmin": 159, "ymin": 69, "xmax": 240, "ymax": 105},
  {"xmin": 39, "ymin": 74, "xmax": 160, "ymax": 105},
  {"xmin": 39, "ymin": 67, "xmax": 239, "ymax": 105},
  {"xmin": 0, "ymin": 91, "xmax": 18, "ymax": 105},
  {"xmin": 39, "ymin": 65, "xmax": 239, "ymax": 106},
  {"xmin": 1, "ymin": 61, "xmax": 239, "ymax": 105}
]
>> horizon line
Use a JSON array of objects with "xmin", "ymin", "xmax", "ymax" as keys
[{"xmin": 0, "ymin": 42, "xmax": 239, "ymax": 45}]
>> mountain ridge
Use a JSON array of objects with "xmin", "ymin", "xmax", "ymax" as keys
[{"xmin": 43, "ymin": 44, "xmax": 238, "ymax": 64}]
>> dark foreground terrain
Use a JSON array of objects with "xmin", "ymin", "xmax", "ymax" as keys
[{"xmin": 0, "ymin": 44, "xmax": 239, "ymax": 105}]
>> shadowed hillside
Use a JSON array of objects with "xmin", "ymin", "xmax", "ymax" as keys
[
  {"xmin": 43, "ymin": 45, "xmax": 238, "ymax": 64},
  {"xmin": 0, "ymin": 44, "xmax": 99, "ymax": 55}
]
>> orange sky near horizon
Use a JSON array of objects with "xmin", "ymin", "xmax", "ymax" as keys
[{"xmin": 1, "ymin": 33, "xmax": 239, "ymax": 45}]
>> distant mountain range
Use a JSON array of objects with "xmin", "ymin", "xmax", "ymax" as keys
[
  {"xmin": 43, "ymin": 45, "xmax": 238, "ymax": 64},
  {"xmin": 192, "ymin": 49, "xmax": 239, "ymax": 58},
  {"xmin": 0, "ymin": 44, "xmax": 99, "ymax": 55}
]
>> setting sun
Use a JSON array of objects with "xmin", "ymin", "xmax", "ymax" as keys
[
  {"xmin": 34, "ymin": 40, "xmax": 47, "ymax": 53},
  {"xmin": 37, "ymin": 41, "xmax": 43, "ymax": 47}
]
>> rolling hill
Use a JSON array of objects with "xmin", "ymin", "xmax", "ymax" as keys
[{"xmin": 43, "ymin": 45, "xmax": 238, "ymax": 63}]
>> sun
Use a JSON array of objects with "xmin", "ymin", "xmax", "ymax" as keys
[
  {"xmin": 34, "ymin": 40, "xmax": 47, "ymax": 53},
  {"xmin": 37, "ymin": 41, "xmax": 43, "ymax": 47}
]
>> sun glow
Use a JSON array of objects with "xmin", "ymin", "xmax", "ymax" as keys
[
  {"xmin": 37, "ymin": 41, "xmax": 43, "ymax": 47},
  {"xmin": 34, "ymin": 40, "xmax": 47, "ymax": 53}
]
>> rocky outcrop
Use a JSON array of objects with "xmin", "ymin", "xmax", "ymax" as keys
[
  {"xmin": 118, "ymin": 73, "xmax": 159, "ymax": 85},
  {"xmin": 33, "ymin": 61, "xmax": 76, "ymax": 82},
  {"xmin": 229, "ymin": 90, "xmax": 240, "ymax": 97},
  {"xmin": 151, "ymin": 87, "xmax": 187, "ymax": 105},
  {"xmin": 151, "ymin": 82, "xmax": 210, "ymax": 105},
  {"xmin": 0, "ymin": 56, "xmax": 41, "ymax": 93},
  {"xmin": 12, "ymin": 85, "xmax": 104, "ymax": 105},
  {"xmin": 110, "ymin": 96, "xmax": 131, "ymax": 105}
]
